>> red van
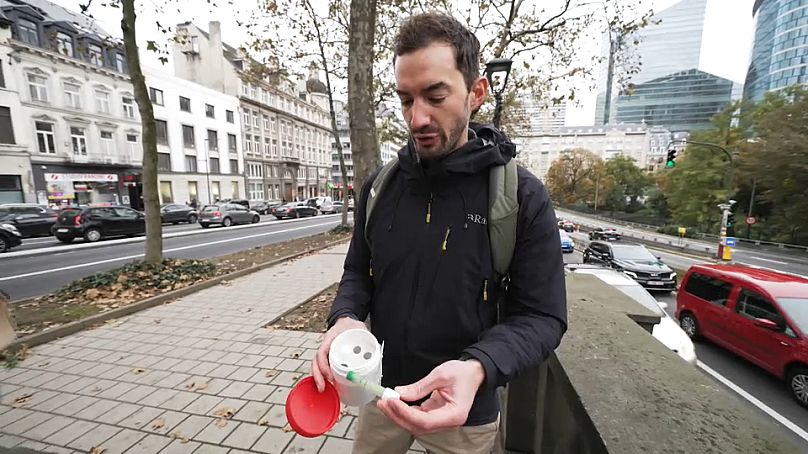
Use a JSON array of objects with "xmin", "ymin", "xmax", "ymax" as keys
[{"xmin": 676, "ymin": 264, "xmax": 808, "ymax": 406}]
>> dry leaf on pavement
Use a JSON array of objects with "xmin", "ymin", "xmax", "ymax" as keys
[
  {"xmin": 13, "ymin": 393, "xmax": 33, "ymax": 407},
  {"xmin": 17, "ymin": 344, "xmax": 30, "ymax": 360},
  {"xmin": 213, "ymin": 407, "xmax": 235, "ymax": 428},
  {"xmin": 220, "ymin": 281, "xmax": 232, "ymax": 287},
  {"xmin": 132, "ymin": 368, "xmax": 146, "ymax": 374},
  {"xmin": 265, "ymin": 370, "xmax": 277, "ymax": 377},
  {"xmin": 170, "ymin": 432, "xmax": 190, "ymax": 443},
  {"xmin": 89, "ymin": 447, "xmax": 106, "ymax": 454},
  {"xmin": 151, "ymin": 418, "xmax": 165, "ymax": 430},
  {"xmin": 282, "ymin": 424, "xmax": 294, "ymax": 433},
  {"xmin": 257, "ymin": 418, "xmax": 269, "ymax": 426}
]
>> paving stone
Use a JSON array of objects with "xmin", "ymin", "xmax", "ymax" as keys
[
  {"xmin": 233, "ymin": 401, "xmax": 272, "ymax": 423},
  {"xmin": 188, "ymin": 362, "xmax": 219, "ymax": 376},
  {"xmin": 117, "ymin": 384, "xmax": 160, "ymax": 404},
  {"xmin": 23, "ymin": 414, "xmax": 75, "ymax": 441},
  {"xmin": 134, "ymin": 370, "xmax": 172, "ymax": 386},
  {"xmin": 40, "ymin": 374, "xmax": 82, "ymax": 392},
  {"xmin": 241, "ymin": 384, "xmax": 278, "ymax": 402},
  {"xmin": 219, "ymin": 381, "xmax": 254, "ymax": 398},
  {"xmin": 276, "ymin": 358, "xmax": 304, "ymax": 372},
  {"xmin": 183, "ymin": 395, "xmax": 225, "ymax": 415},
  {"xmin": 44, "ymin": 419, "xmax": 98, "ymax": 446},
  {"xmin": 192, "ymin": 444, "xmax": 230, "ymax": 454},
  {"xmin": 3, "ymin": 410, "xmax": 51, "ymax": 436},
  {"xmin": 74, "ymin": 398, "xmax": 120, "ymax": 420},
  {"xmin": 53, "ymin": 395, "xmax": 101, "ymax": 416},
  {"xmin": 194, "ymin": 419, "xmax": 240, "ymax": 445},
  {"xmin": 251, "ymin": 427, "xmax": 294, "ymax": 454},
  {"xmin": 235, "ymin": 354, "xmax": 264, "ymax": 367},
  {"xmin": 138, "ymin": 387, "xmax": 179, "ymax": 407},
  {"xmin": 281, "ymin": 434, "xmax": 324, "ymax": 454},
  {"xmin": 266, "ymin": 386, "xmax": 291, "ymax": 405},
  {"xmin": 97, "ymin": 365, "xmax": 135, "ymax": 380},
  {"xmin": 65, "ymin": 423, "xmax": 122, "ymax": 452},
  {"xmin": 0, "ymin": 434, "xmax": 24, "ymax": 448},
  {"xmin": 270, "ymin": 372, "xmax": 302, "ymax": 387},
  {"xmin": 161, "ymin": 390, "xmax": 200, "ymax": 411},
  {"xmin": 155, "ymin": 373, "xmax": 192, "ymax": 389},
  {"xmin": 98, "ymin": 402, "xmax": 143, "ymax": 425},
  {"xmin": 25, "ymin": 371, "xmax": 63, "ymax": 388},
  {"xmin": 206, "ymin": 364, "xmax": 239, "ymax": 379},
  {"xmin": 345, "ymin": 418, "xmax": 357, "ymax": 440},
  {"xmin": 262, "ymin": 405, "xmax": 288, "ymax": 428},
  {"xmin": 169, "ymin": 415, "xmax": 214, "ymax": 440},
  {"xmin": 119, "ymin": 406, "xmax": 167, "ymax": 430},
  {"xmin": 97, "ymin": 428, "xmax": 147, "ymax": 454},
  {"xmin": 195, "ymin": 378, "xmax": 232, "ymax": 395},
  {"xmin": 222, "ymin": 422, "xmax": 268, "ymax": 450},
  {"xmin": 31, "ymin": 392, "xmax": 81, "ymax": 413},
  {"xmin": 159, "ymin": 438, "xmax": 201, "ymax": 453},
  {"xmin": 123, "ymin": 433, "xmax": 173, "ymax": 453},
  {"xmin": 327, "ymin": 415, "xmax": 353, "ymax": 438},
  {"xmin": 16, "ymin": 440, "xmax": 50, "ymax": 451},
  {"xmin": 145, "ymin": 410, "xmax": 188, "ymax": 435},
  {"xmin": 318, "ymin": 436, "xmax": 354, "ymax": 454},
  {"xmin": 260, "ymin": 346, "xmax": 286, "ymax": 357},
  {"xmin": 227, "ymin": 367, "xmax": 260, "ymax": 382}
]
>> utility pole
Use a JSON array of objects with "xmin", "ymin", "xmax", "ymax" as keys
[
  {"xmin": 746, "ymin": 177, "xmax": 757, "ymax": 239},
  {"xmin": 593, "ymin": 172, "xmax": 600, "ymax": 212},
  {"xmin": 717, "ymin": 200, "xmax": 737, "ymax": 261}
]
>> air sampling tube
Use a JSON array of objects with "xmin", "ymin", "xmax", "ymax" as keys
[{"xmin": 346, "ymin": 371, "xmax": 400, "ymax": 400}]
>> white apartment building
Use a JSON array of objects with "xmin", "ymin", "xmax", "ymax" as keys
[
  {"xmin": 515, "ymin": 124, "xmax": 668, "ymax": 181},
  {"xmin": 0, "ymin": 0, "xmax": 143, "ymax": 208},
  {"xmin": 145, "ymin": 68, "xmax": 244, "ymax": 205},
  {"xmin": 172, "ymin": 21, "xmax": 332, "ymax": 203}
]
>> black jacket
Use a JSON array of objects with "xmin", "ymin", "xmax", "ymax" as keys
[{"xmin": 328, "ymin": 124, "xmax": 567, "ymax": 426}]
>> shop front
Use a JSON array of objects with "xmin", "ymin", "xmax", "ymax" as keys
[{"xmin": 32, "ymin": 164, "xmax": 140, "ymax": 209}]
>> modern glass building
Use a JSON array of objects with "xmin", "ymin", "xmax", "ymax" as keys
[
  {"xmin": 615, "ymin": 69, "xmax": 735, "ymax": 132},
  {"xmin": 744, "ymin": 0, "xmax": 808, "ymax": 102}
]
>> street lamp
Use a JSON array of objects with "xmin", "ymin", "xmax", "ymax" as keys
[{"xmin": 485, "ymin": 57, "xmax": 513, "ymax": 129}]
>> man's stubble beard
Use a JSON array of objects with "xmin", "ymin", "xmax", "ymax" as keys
[{"xmin": 413, "ymin": 102, "xmax": 470, "ymax": 161}]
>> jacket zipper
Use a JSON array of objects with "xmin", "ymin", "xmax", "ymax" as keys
[
  {"xmin": 369, "ymin": 258, "xmax": 373, "ymax": 277},
  {"xmin": 404, "ymin": 191, "xmax": 433, "ymax": 380},
  {"xmin": 441, "ymin": 225, "xmax": 452, "ymax": 252},
  {"xmin": 483, "ymin": 278, "xmax": 488, "ymax": 302},
  {"xmin": 426, "ymin": 193, "xmax": 433, "ymax": 224}
]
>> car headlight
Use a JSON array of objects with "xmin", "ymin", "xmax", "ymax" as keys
[
  {"xmin": 623, "ymin": 270, "xmax": 638, "ymax": 278},
  {"xmin": 1, "ymin": 223, "xmax": 21, "ymax": 236}
]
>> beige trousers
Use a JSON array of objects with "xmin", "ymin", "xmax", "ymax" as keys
[{"xmin": 352, "ymin": 403, "xmax": 499, "ymax": 454}]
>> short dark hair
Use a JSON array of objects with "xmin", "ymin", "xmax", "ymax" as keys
[{"xmin": 394, "ymin": 13, "xmax": 481, "ymax": 90}]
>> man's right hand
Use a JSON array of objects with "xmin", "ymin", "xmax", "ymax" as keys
[{"xmin": 311, "ymin": 315, "xmax": 368, "ymax": 392}]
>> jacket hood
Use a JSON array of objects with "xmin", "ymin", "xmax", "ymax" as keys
[{"xmin": 397, "ymin": 123, "xmax": 516, "ymax": 187}]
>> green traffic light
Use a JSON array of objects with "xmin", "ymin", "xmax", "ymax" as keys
[{"xmin": 666, "ymin": 161, "xmax": 675, "ymax": 168}]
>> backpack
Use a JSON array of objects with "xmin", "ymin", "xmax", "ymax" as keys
[{"xmin": 364, "ymin": 158, "xmax": 519, "ymax": 282}]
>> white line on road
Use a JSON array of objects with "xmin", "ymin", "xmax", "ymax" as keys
[
  {"xmin": 0, "ymin": 221, "xmax": 338, "ymax": 282},
  {"xmin": 750, "ymin": 256, "xmax": 790, "ymax": 266},
  {"xmin": 697, "ymin": 360, "xmax": 808, "ymax": 444}
]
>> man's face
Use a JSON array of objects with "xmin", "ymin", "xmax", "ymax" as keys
[{"xmin": 394, "ymin": 42, "xmax": 487, "ymax": 160}]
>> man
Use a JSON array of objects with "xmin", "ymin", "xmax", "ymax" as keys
[{"xmin": 311, "ymin": 12, "xmax": 567, "ymax": 454}]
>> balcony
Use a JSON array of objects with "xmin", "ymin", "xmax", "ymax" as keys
[{"xmin": 499, "ymin": 274, "xmax": 799, "ymax": 453}]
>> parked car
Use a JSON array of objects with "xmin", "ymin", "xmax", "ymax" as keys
[
  {"xmin": 332, "ymin": 201, "xmax": 344, "ymax": 213},
  {"xmin": 559, "ymin": 229, "xmax": 575, "ymax": 253},
  {"xmin": 558, "ymin": 219, "xmax": 575, "ymax": 232},
  {"xmin": 199, "ymin": 203, "xmax": 260, "ymax": 227},
  {"xmin": 0, "ymin": 204, "xmax": 57, "ymax": 238},
  {"xmin": 589, "ymin": 227, "xmax": 621, "ymax": 241},
  {"xmin": 582, "ymin": 241, "xmax": 677, "ymax": 292},
  {"xmin": 271, "ymin": 202, "xmax": 319, "ymax": 219},
  {"xmin": 160, "ymin": 204, "xmax": 198, "ymax": 224},
  {"xmin": 252, "ymin": 201, "xmax": 283, "ymax": 215},
  {"xmin": 51, "ymin": 206, "xmax": 145, "ymax": 243},
  {"xmin": 305, "ymin": 196, "xmax": 334, "ymax": 214},
  {"xmin": 0, "ymin": 223, "xmax": 23, "ymax": 252},
  {"xmin": 567, "ymin": 264, "xmax": 697, "ymax": 365},
  {"xmin": 676, "ymin": 264, "xmax": 808, "ymax": 406}
]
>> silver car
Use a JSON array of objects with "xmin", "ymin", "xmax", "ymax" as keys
[{"xmin": 199, "ymin": 203, "xmax": 260, "ymax": 228}]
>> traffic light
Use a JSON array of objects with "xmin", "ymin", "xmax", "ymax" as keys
[
  {"xmin": 726, "ymin": 211, "xmax": 736, "ymax": 236},
  {"xmin": 666, "ymin": 147, "xmax": 677, "ymax": 167}
]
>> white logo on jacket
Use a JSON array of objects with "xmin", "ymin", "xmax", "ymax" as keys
[{"xmin": 467, "ymin": 213, "xmax": 487, "ymax": 225}]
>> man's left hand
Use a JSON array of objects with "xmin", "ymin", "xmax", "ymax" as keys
[{"xmin": 376, "ymin": 359, "xmax": 485, "ymax": 435}]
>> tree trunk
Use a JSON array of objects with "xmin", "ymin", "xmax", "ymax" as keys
[
  {"xmin": 347, "ymin": 0, "xmax": 380, "ymax": 208},
  {"xmin": 121, "ymin": 0, "xmax": 162, "ymax": 264}
]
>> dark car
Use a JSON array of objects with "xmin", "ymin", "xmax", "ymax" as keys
[
  {"xmin": 160, "ymin": 204, "xmax": 198, "ymax": 224},
  {"xmin": 558, "ymin": 219, "xmax": 575, "ymax": 233},
  {"xmin": 589, "ymin": 226, "xmax": 621, "ymax": 241},
  {"xmin": 252, "ymin": 200, "xmax": 283, "ymax": 215},
  {"xmin": 582, "ymin": 241, "xmax": 677, "ymax": 292},
  {"xmin": 0, "ymin": 223, "xmax": 23, "ymax": 252},
  {"xmin": 0, "ymin": 204, "xmax": 57, "ymax": 238},
  {"xmin": 271, "ymin": 202, "xmax": 319, "ymax": 219},
  {"xmin": 52, "ymin": 206, "xmax": 145, "ymax": 243}
]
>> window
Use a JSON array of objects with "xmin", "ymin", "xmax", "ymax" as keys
[
  {"xmin": 70, "ymin": 127, "xmax": 87, "ymax": 155},
  {"xmin": 100, "ymin": 131, "xmax": 114, "ymax": 155},
  {"xmin": 241, "ymin": 82, "xmax": 249, "ymax": 97},
  {"xmin": 155, "ymin": 119, "xmax": 169, "ymax": 145},
  {"xmin": 179, "ymin": 96, "xmax": 191, "ymax": 112},
  {"xmin": 205, "ymin": 104, "xmax": 215, "ymax": 118},
  {"xmin": 18, "ymin": 19, "xmax": 39, "ymax": 45},
  {"xmin": 231, "ymin": 181, "xmax": 239, "ymax": 199},
  {"xmin": 157, "ymin": 152, "xmax": 172, "ymax": 171},
  {"xmin": 122, "ymin": 97, "xmax": 135, "ymax": 118},
  {"xmin": 188, "ymin": 181, "xmax": 198, "ymax": 202},
  {"xmin": 245, "ymin": 134, "xmax": 253, "ymax": 153},
  {"xmin": 87, "ymin": 44, "xmax": 103, "ymax": 66},
  {"xmin": 149, "ymin": 87, "xmax": 164, "ymax": 105},
  {"xmin": 210, "ymin": 157, "xmax": 220, "ymax": 174},
  {"xmin": 228, "ymin": 133, "xmax": 237, "ymax": 153},
  {"xmin": 261, "ymin": 88, "xmax": 268, "ymax": 104},
  {"xmin": 254, "ymin": 137, "xmax": 260, "ymax": 155},
  {"xmin": 182, "ymin": 125, "xmax": 195, "ymax": 148},
  {"xmin": 252, "ymin": 112, "xmax": 259, "ymax": 127},
  {"xmin": 160, "ymin": 181, "xmax": 173, "ymax": 203},
  {"xmin": 683, "ymin": 273, "xmax": 733, "ymax": 306},
  {"xmin": 250, "ymin": 84, "xmax": 257, "ymax": 99},
  {"xmin": 185, "ymin": 155, "xmax": 197, "ymax": 172},
  {"xmin": 55, "ymin": 32, "xmax": 73, "ymax": 57},
  {"xmin": 230, "ymin": 159, "xmax": 239, "ymax": 175},
  {"xmin": 115, "ymin": 54, "xmax": 126, "ymax": 73},
  {"xmin": 243, "ymin": 110, "xmax": 251, "ymax": 127},
  {"xmin": 35, "ymin": 122, "xmax": 55, "ymax": 154},
  {"xmin": 736, "ymin": 290, "xmax": 783, "ymax": 325},
  {"xmin": 95, "ymin": 90, "xmax": 110, "ymax": 114},
  {"xmin": 64, "ymin": 83, "xmax": 81, "ymax": 109},
  {"xmin": 0, "ymin": 107, "xmax": 14, "ymax": 144},
  {"xmin": 263, "ymin": 115, "xmax": 269, "ymax": 129},
  {"xmin": 207, "ymin": 130, "xmax": 218, "ymax": 151},
  {"xmin": 211, "ymin": 181, "xmax": 220, "ymax": 201},
  {"xmin": 248, "ymin": 182, "xmax": 264, "ymax": 200},
  {"xmin": 28, "ymin": 74, "xmax": 48, "ymax": 102},
  {"xmin": 226, "ymin": 110, "xmax": 234, "ymax": 123},
  {"xmin": 0, "ymin": 59, "xmax": 4, "ymax": 88},
  {"xmin": 126, "ymin": 134, "xmax": 139, "ymax": 160},
  {"xmin": 265, "ymin": 138, "xmax": 271, "ymax": 155}
]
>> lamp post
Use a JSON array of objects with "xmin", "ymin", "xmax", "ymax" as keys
[
  {"xmin": 484, "ymin": 57, "xmax": 513, "ymax": 129},
  {"xmin": 202, "ymin": 138, "xmax": 217, "ymax": 205}
]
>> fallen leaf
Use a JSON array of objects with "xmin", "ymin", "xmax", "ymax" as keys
[
  {"xmin": 180, "ymin": 436, "xmax": 190, "ymax": 444},
  {"xmin": 215, "ymin": 418, "xmax": 229, "ymax": 428},
  {"xmin": 212, "ymin": 407, "xmax": 235, "ymax": 419},
  {"xmin": 91, "ymin": 386, "xmax": 103, "ymax": 393},
  {"xmin": 220, "ymin": 281, "xmax": 232, "ymax": 287},
  {"xmin": 13, "ymin": 393, "xmax": 33, "ymax": 406},
  {"xmin": 184, "ymin": 382, "xmax": 196, "ymax": 390},
  {"xmin": 257, "ymin": 418, "xmax": 269, "ymax": 426},
  {"xmin": 85, "ymin": 288, "xmax": 101, "ymax": 299},
  {"xmin": 132, "ymin": 368, "xmax": 146, "ymax": 374},
  {"xmin": 153, "ymin": 319, "xmax": 161, "ymax": 324},
  {"xmin": 265, "ymin": 370, "xmax": 277, "ymax": 377},
  {"xmin": 17, "ymin": 345, "xmax": 30, "ymax": 361},
  {"xmin": 151, "ymin": 418, "xmax": 165, "ymax": 430},
  {"xmin": 36, "ymin": 362, "xmax": 51, "ymax": 368},
  {"xmin": 89, "ymin": 447, "xmax": 106, "ymax": 454},
  {"xmin": 195, "ymin": 383, "xmax": 208, "ymax": 391},
  {"xmin": 291, "ymin": 352, "xmax": 300, "ymax": 359},
  {"xmin": 282, "ymin": 423, "xmax": 294, "ymax": 433}
]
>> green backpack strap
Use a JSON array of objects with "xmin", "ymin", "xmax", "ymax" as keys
[
  {"xmin": 488, "ymin": 159, "xmax": 519, "ymax": 281},
  {"xmin": 364, "ymin": 158, "xmax": 399, "ymax": 245}
]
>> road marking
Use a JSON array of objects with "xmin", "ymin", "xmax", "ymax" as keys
[
  {"xmin": 750, "ymin": 256, "xmax": 789, "ymax": 265},
  {"xmin": 697, "ymin": 360, "xmax": 808, "ymax": 444},
  {"xmin": 0, "ymin": 221, "xmax": 338, "ymax": 282}
]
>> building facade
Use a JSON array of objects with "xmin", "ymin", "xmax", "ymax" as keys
[
  {"xmin": 0, "ymin": 0, "xmax": 142, "ymax": 208},
  {"xmin": 744, "ymin": 0, "xmax": 808, "ymax": 102},
  {"xmin": 145, "ymin": 68, "xmax": 244, "ymax": 206},
  {"xmin": 172, "ymin": 21, "xmax": 332, "ymax": 203}
]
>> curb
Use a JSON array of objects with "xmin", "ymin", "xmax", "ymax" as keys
[{"xmin": 4, "ymin": 235, "xmax": 351, "ymax": 352}]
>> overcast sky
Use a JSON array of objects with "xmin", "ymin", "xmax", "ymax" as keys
[{"xmin": 53, "ymin": 0, "xmax": 757, "ymax": 126}]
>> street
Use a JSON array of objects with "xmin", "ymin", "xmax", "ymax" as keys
[
  {"xmin": 562, "ymin": 243, "xmax": 808, "ymax": 450},
  {"xmin": 0, "ymin": 214, "xmax": 347, "ymax": 302}
]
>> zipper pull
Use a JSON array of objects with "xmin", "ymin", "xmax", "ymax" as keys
[
  {"xmin": 426, "ymin": 193, "xmax": 433, "ymax": 224},
  {"xmin": 483, "ymin": 279, "xmax": 488, "ymax": 302},
  {"xmin": 369, "ymin": 259, "xmax": 373, "ymax": 277},
  {"xmin": 441, "ymin": 225, "xmax": 452, "ymax": 252}
]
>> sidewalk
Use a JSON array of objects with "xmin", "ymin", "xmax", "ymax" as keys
[{"xmin": 0, "ymin": 243, "xmax": 421, "ymax": 454}]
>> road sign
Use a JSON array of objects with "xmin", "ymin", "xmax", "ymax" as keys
[
  {"xmin": 678, "ymin": 227, "xmax": 686, "ymax": 236},
  {"xmin": 725, "ymin": 237, "xmax": 736, "ymax": 247},
  {"xmin": 745, "ymin": 216, "xmax": 757, "ymax": 225}
]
